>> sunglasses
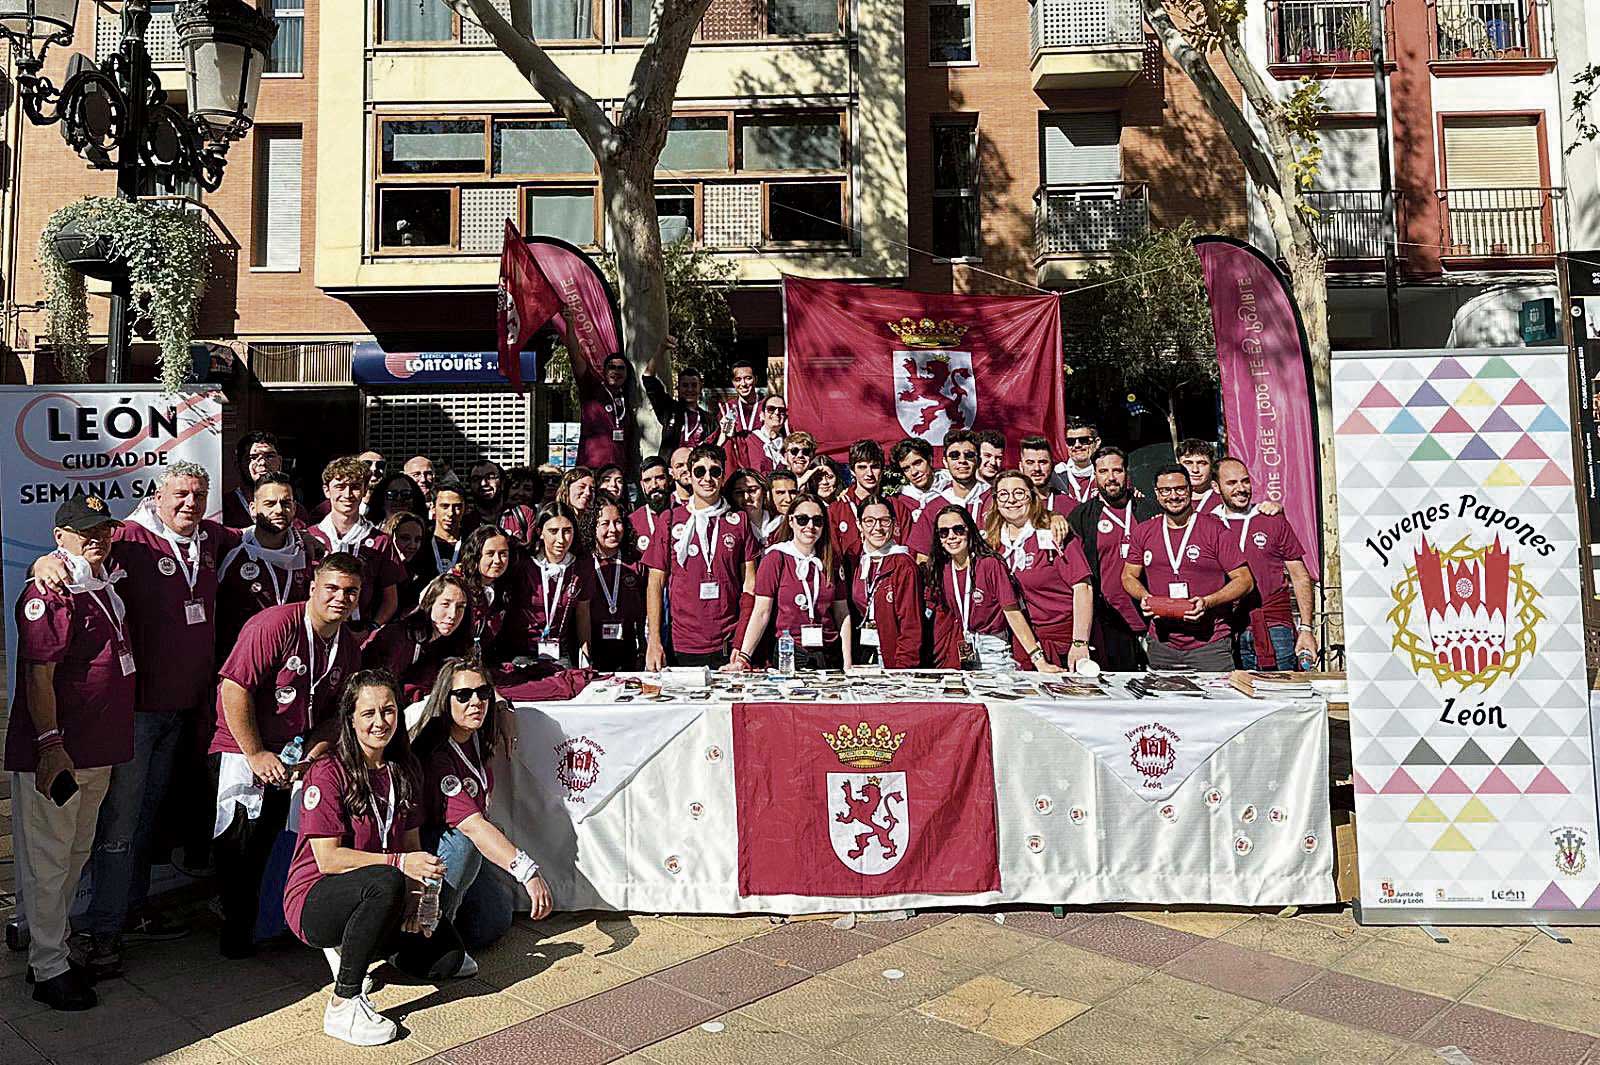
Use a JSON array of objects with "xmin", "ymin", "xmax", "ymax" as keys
[
  {"xmin": 946, "ymin": 450, "xmax": 976, "ymax": 461},
  {"xmin": 765, "ymin": 405, "xmax": 787, "ymax": 414},
  {"xmin": 937, "ymin": 525, "xmax": 968, "ymax": 539},
  {"xmin": 449, "ymin": 684, "xmax": 494, "ymax": 703},
  {"xmin": 785, "ymin": 447, "xmax": 813, "ymax": 456},
  {"xmin": 692, "ymin": 464, "xmax": 723, "ymax": 479},
  {"xmin": 1066, "ymin": 435, "xmax": 1097, "ymax": 446},
  {"xmin": 790, "ymin": 513, "xmax": 823, "ymax": 528}
]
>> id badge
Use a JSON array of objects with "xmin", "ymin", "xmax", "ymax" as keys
[
  {"xmin": 184, "ymin": 600, "xmax": 207, "ymax": 625},
  {"xmin": 1168, "ymin": 582, "xmax": 1190, "ymax": 600},
  {"xmin": 860, "ymin": 625, "xmax": 880, "ymax": 648},
  {"xmin": 601, "ymin": 623, "xmax": 623, "ymax": 641},
  {"xmin": 612, "ymin": 429, "xmax": 625, "ymax": 442},
  {"xmin": 537, "ymin": 640, "xmax": 561, "ymax": 659},
  {"xmin": 801, "ymin": 625, "xmax": 824, "ymax": 648},
  {"xmin": 119, "ymin": 650, "xmax": 137, "ymax": 676},
  {"xmin": 1120, "ymin": 542, "xmax": 1129, "ymax": 558},
  {"xmin": 698, "ymin": 581, "xmax": 719, "ymax": 601},
  {"xmin": 959, "ymin": 635, "xmax": 977, "ymax": 666}
]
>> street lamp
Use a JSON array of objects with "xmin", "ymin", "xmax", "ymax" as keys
[{"xmin": 0, "ymin": 0, "xmax": 275, "ymax": 381}]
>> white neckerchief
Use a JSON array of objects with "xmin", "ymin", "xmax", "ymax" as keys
[
  {"xmin": 1218, "ymin": 505, "xmax": 1259, "ymax": 552},
  {"xmin": 943, "ymin": 481, "xmax": 989, "ymax": 518},
  {"xmin": 1194, "ymin": 487, "xmax": 1219, "ymax": 515},
  {"xmin": 729, "ymin": 396, "xmax": 760, "ymax": 433},
  {"xmin": 222, "ymin": 526, "xmax": 307, "ymax": 606},
  {"xmin": 304, "ymin": 608, "xmax": 341, "ymax": 704},
  {"xmin": 753, "ymin": 428, "xmax": 785, "ymax": 466},
  {"xmin": 368, "ymin": 766, "xmax": 397, "ymax": 851},
  {"xmin": 592, "ymin": 553, "xmax": 624, "ymax": 618},
  {"xmin": 769, "ymin": 540, "xmax": 822, "ymax": 620},
  {"xmin": 757, "ymin": 511, "xmax": 781, "ymax": 543},
  {"xmin": 64, "ymin": 552, "xmax": 129, "ymax": 641},
  {"xmin": 431, "ymin": 535, "xmax": 461, "ymax": 575},
  {"xmin": 1161, "ymin": 513, "xmax": 1201, "ymax": 577},
  {"xmin": 1061, "ymin": 462, "xmax": 1095, "ymax": 502},
  {"xmin": 537, "ymin": 555, "xmax": 575, "ymax": 637},
  {"xmin": 681, "ymin": 403, "xmax": 704, "ymax": 442},
  {"xmin": 999, "ymin": 522, "xmax": 1038, "ymax": 571},
  {"xmin": 130, "ymin": 505, "xmax": 201, "ymax": 595},
  {"xmin": 316, "ymin": 512, "xmax": 372, "ymax": 555},
  {"xmin": 449, "ymin": 733, "xmax": 489, "ymax": 796},
  {"xmin": 672, "ymin": 498, "xmax": 729, "ymax": 567}
]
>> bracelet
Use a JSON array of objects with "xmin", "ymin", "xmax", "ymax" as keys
[
  {"xmin": 36, "ymin": 735, "xmax": 64, "ymax": 754},
  {"xmin": 509, "ymin": 849, "xmax": 541, "ymax": 884},
  {"xmin": 35, "ymin": 728, "xmax": 61, "ymax": 746},
  {"xmin": 1028, "ymin": 647, "xmax": 1045, "ymax": 661},
  {"xmin": 1296, "ymin": 623, "xmax": 1313, "ymax": 633}
]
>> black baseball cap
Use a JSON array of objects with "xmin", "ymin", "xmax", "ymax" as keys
[{"xmin": 54, "ymin": 495, "xmax": 121, "ymax": 532}]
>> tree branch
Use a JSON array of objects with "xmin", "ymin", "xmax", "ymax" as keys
[{"xmin": 618, "ymin": 0, "xmax": 716, "ymax": 141}]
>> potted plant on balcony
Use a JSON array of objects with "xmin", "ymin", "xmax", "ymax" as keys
[
  {"xmin": 1437, "ymin": 8, "xmax": 1491, "ymax": 59},
  {"xmin": 38, "ymin": 196, "xmax": 211, "ymax": 390},
  {"xmin": 1338, "ymin": 11, "xmax": 1373, "ymax": 62}
]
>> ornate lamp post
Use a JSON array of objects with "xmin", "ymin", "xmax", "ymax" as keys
[{"xmin": 0, "ymin": 0, "xmax": 274, "ymax": 381}]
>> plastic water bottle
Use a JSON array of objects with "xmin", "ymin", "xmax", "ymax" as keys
[
  {"xmin": 777, "ymin": 631, "xmax": 796, "ymax": 675},
  {"xmin": 418, "ymin": 877, "xmax": 443, "ymax": 935},
  {"xmin": 1296, "ymin": 650, "xmax": 1316, "ymax": 672},
  {"xmin": 279, "ymin": 734, "xmax": 304, "ymax": 768}
]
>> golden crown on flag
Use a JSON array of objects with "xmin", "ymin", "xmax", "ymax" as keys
[
  {"xmin": 886, "ymin": 316, "xmax": 968, "ymax": 349},
  {"xmin": 823, "ymin": 722, "xmax": 906, "ymax": 768}
]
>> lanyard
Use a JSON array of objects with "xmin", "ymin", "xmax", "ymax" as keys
[
  {"xmin": 692, "ymin": 513, "xmax": 720, "ymax": 572},
  {"xmin": 540, "ymin": 561, "xmax": 571, "ymax": 637},
  {"xmin": 733, "ymin": 397, "xmax": 758, "ymax": 432},
  {"xmin": 369, "ymin": 768, "xmax": 397, "ymax": 851},
  {"xmin": 593, "ymin": 555, "xmax": 624, "ymax": 617},
  {"xmin": 863, "ymin": 556, "xmax": 887, "ymax": 624},
  {"xmin": 449, "ymin": 734, "xmax": 489, "ymax": 796},
  {"xmin": 83, "ymin": 587, "xmax": 128, "ymax": 648},
  {"xmin": 1161, "ymin": 515, "xmax": 1200, "ymax": 577},
  {"xmin": 793, "ymin": 555, "xmax": 821, "ymax": 621},
  {"xmin": 602, "ymin": 384, "xmax": 625, "ymax": 428},
  {"xmin": 1103, "ymin": 502, "xmax": 1133, "ymax": 539},
  {"xmin": 952, "ymin": 561, "xmax": 975, "ymax": 635},
  {"xmin": 261, "ymin": 556, "xmax": 287, "ymax": 606},
  {"xmin": 304, "ymin": 610, "xmax": 340, "ymax": 705},
  {"xmin": 646, "ymin": 507, "xmax": 658, "ymax": 538},
  {"xmin": 160, "ymin": 527, "xmax": 201, "ymax": 596},
  {"xmin": 682, "ymin": 405, "xmax": 702, "ymax": 441},
  {"xmin": 432, "ymin": 536, "xmax": 461, "ymax": 575}
]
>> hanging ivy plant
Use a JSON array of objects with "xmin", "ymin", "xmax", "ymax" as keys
[{"xmin": 37, "ymin": 196, "xmax": 211, "ymax": 391}]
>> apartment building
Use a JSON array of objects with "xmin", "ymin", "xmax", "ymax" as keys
[{"xmin": 1245, "ymin": 0, "xmax": 1571, "ymax": 347}]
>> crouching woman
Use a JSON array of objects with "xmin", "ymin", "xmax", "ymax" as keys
[{"xmin": 282, "ymin": 669, "xmax": 464, "ymax": 1047}]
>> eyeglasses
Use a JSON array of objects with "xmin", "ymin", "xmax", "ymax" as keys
[
  {"xmin": 937, "ymin": 525, "xmax": 968, "ymax": 539},
  {"xmin": 1154, "ymin": 485, "xmax": 1190, "ymax": 497},
  {"xmin": 691, "ymin": 464, "xmax": 723, "ymax": 479},
  {"xmin": 450, "ymin": 684, "xmax": 495, "ymax": 704},
  {"xmin": 790, "ymin": 513, "xmax": 823, "ymax": 528},
  {"xmin": 1066, "ymin": 435, "xmax": 1097, "ymax": 446},
  {"xmin": 996, "ymin": 489, "xmax": 1031, "ymax": 503},
  {"xmin": 860, "ymin": 516, "xmax": 893, "ymax": 527},
  {"xmin": 946, "ymin": 449, "xmax": 976, "ymax": 461}
]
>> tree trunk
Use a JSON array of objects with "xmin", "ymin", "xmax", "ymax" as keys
[
  {"xmin": 1284, "ymin": 244, "xmax": 1342, "ymax": 647},
  {"xmin": 603, "ymin": 151, "xmax": 670, "ymax": 463}
]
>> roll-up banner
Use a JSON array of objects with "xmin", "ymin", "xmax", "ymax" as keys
[{"xmin": 1332, "ymin": 348, "xmax": 1600, "ymax": 924}]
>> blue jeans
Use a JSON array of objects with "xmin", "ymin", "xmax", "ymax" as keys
[
  {"xmin": 423, "ymin": 826, "xmax": 517, "ymax": 951},
  {"xmin": 86, "ymin": 711, "xmax": 185, "ymax": 936},
  {"xmin": 1237, "ymin": 625, "xmax": 1303, "ymax": 671}
]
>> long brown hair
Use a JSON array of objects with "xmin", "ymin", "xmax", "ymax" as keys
[
  {"xmin": 412, "ymin": 656, "xmax": 509, "ymax": 758},
  {"xmin": 332, "ymin": 669, "xmax": 421, "ymax": 825},
  {"xmin": 407, "ymin": 573, "xmax": 474, "ymax": 644},
  {"xmin": 778, "ymin": 491, "xmax": 837, "ymax": 578}
]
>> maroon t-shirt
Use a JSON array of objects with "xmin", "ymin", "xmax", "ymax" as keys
[
  {"xmin": 629, "ymin": 504, "xmax": 670, "ymax": 559},
  {"xmin": 643, "ymin": 505, "xmax": 760, "ymax": 655},
  {"xmin": 216, "ymin": 536, "xmax": 313, "ymax": 653},
  {"xmin": 304, "ymin": 521, "xmax": 405, "ymax": 630},
  {"xmin": 360, "ymin": 615, "xmax": 471, "ymax": 704},
  {"xmin": 938, "ymin": 555, "xmax": 1016, "ymax": 636},
  {"xmin": 212, "ymin": 602, "xmax": 362, "ymax": 755},
  {"xmin": 284, "ymin": 757, "xmax": 420, "ymax": 942},
  {"xmin": 514, "ymin": 557, "xmax": 590, "ymax": 651},
  {"xmin": 421, "ymin": 735, "xmax": 494, "ymax": 831},
  {"xmin": 997, "ymin": 529, "xmax": 1091, "ymax": 630},
  {"xmin": 1129, "ymin": 512, "xmax": 1248, "ymax": 649},
  {"xmin": 907, "ymin": 486, "xmax": 993, "ymax": 557},
  {"xmin": 1218, "ymin": 510, "xmax": 1304, "ymax": 605},
  {"xmin": 113, "ymin": 517, "xmax": 239, "ymax": 713},
  {"xmin": 1041, "ymin": 491, "xmax": 1080, "ymax": 520},
  {"xmin": 584, "ymin": 555, "xmax": 645, "ymax": 645},
  {"xmin": 578, "ymin": 371, "xmax": 629, "ymax": 470},
  {"xmin": 1091, "ymin": 501, "xmax": 1146, "ymax": 632},
  {"xmin": 754, "ymin": 548, "xmax": 846, "ymax": 645},
  {"xmin": 5, "ymin": 573, "xmax": 136, "ymax": 771}
]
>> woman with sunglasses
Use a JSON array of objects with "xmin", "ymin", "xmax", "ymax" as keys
[
  {"xmin": 368, "ymin": 473, "xmax": 429, "ymax": 528},
  {"xmin": 851, "ymin": 495, "xmax": 922, "ymax": 668},
  {"xmin": 512, "ymin": 503, "xmax": 591, "ymax": 668},
  {"xmin": 362, "ymin": 575, "xmax": 475, "ymax": 704},
  {"xmin": 925, "ymin": 504, "xmax": 1060, "ymax": 672},
  {"xmin": 585, "ymin": 493, "xmax": 645, "ymax": 669},
  {"xmin": 729, "ymin": 492, "xmax": 853, "ymax": 671},
  {"xmin": 984, "ymin": 471, "xmax": 1094, "ymax": 671},
  {"xmin": 413, "ymin": 659, "xmax": 553, "ymax": 973},
  {"xmin": 283, "ymin": 669, "xmax": 463, "ymax": 1047},
  {"xmin": 451, "ymin": 526, "xmax": 516, "ymax": 659},
  {"xmin": 732, "ymin": 396, "xmax": 787, "ymax": 473}
]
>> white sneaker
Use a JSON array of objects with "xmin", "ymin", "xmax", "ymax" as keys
[
  {"xmin": 454, "ymin": 951, "xmax": 479, "ymax": 978},
  {"xmin": 322, "ymin": 947, "xmax": 375, "ymax": 995},
  {"xmin": 323, "ymin": 993, "xmax": 398, "ymax": 1046}
]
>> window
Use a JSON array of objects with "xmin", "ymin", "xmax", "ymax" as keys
[
  {"xmin": 739, "ymin": 114, "xmax": 844, "ymax": 171},
  {"xmin": 660, "ymin": 117, "xmax": 731, "ymax": 173},
  {"xmin": 493, "ymin": 119, "xmax": 594, "ymax": 176},
  {"xmin": 1442, "ymin": 115, "xmax": 1542, "ymax": 190},
  {"xmin": 768, "ymin": 0, "xmax": 839, "ymax": 35},
  {"xmin": 382, "ymin": 0, "xmax": 455, "ymax": 41},
  {"xmin": 526, "ymin": 188, "xmax": 597, "ymax": 245},
  {"xmin": 255, "ymin": 130, "xmax": 302, "ymax": 269},
  {"xmin": 769, "ymin": 182, "xmax": 845, "ymax": 243},
  {"xmin": 267, "ymin": 0, "xmax": 303, "ymax": 74},
  {"xmin": 658, "ymin": 185, "xmax": 695, "ymax": 244},
  {"xmin": 379, "ymin": 188, "xmax": 454, "ymax": 248},
  {"xmin": 381, "ymin": 119, "xmax": 486, "ymax": 174},
  {"xmin": 932, "ymin": 121, "xmax": 978, "ymax": 259},
  {"xmin": 619, "ymin": 0, "xmax": 652, "ymax": 37},
  {"xmin": 527, "ymin": 0, "xmax": 594, "ymax": 39},
  {"xmin": 1042, "ymin": 112, "xmax": 1121, "ymax": 185},
  {"xmin": 930, "ymin": 0, "xmax": 973, "ymax": 62},
  {"xmin": 1314, "ymin": 122, "xmax": 1382, "ymax": 190}
]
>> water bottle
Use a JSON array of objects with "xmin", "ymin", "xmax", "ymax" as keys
[
  {"xmin": 1296, "ymin": 650, "xmax": 1317, "ymax": 673},
  {"xmin": 279, "ymin": 734, "xmax": 304, "ymax": 768},
  {"xmin": 418, "ymin": 876, "xmax": 443, "ymax": 935},
  {"xmin": 777, "ymin": 631, "xmax": 796, "ymax": 675}
]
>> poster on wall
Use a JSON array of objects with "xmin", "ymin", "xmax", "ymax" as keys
[
  {"xmin": 0, "ymin": 386, "xmax": 223, "ymax": 691},
  {"xmin": 1333, "ymin": 348, "xmax": 1600, "ymax": 924},
  {"xmin": 1560, "ymin": 253, "xmax": 1600, "ymax": 669}
]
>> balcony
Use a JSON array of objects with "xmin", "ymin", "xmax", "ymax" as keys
[
  {"xmin": 1267, "ymin": 0, "xmax": 1393, "ymax": 71},
  {"xmin": 1304, "ymin": 190, "xmax": 1387, "ymax": 260},
  {"xmin": 1438, "ymin": 186, "xmax": 1565, "ymax": 262},
  {"xmin": 1431, "ymin": 0, "xmax": 1553, "ymax": 64},
  {"xmin": 1034, "ymin": 182, "xmax": 1148, "ymax": 284},
  {"xmin": 1029, "ymin": 0, "xmax": 1145, "ymax": 90}
]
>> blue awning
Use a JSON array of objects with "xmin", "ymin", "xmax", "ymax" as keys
[{"xmin": 352, "ymin": 342, "xmax": 538, "ymax": 387}]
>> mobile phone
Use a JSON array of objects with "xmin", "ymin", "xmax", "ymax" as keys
[{"xmin": 49, "ymin": 770, "xmax": 78, "ymax": 807}]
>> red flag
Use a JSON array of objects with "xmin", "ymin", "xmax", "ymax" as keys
[
  {"xmin": 497, "ymin": 220, "xmax": 561, "ymax": 387},
  {"xmin": 734, "ymin": 702, "xmax": 999, "ymax": 897},
  {"xmin": 783, "ymin": 275, "xmax": 1066, "ymax": 463}
]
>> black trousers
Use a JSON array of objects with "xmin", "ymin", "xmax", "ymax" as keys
[
  {"xmin": 671, "ymin": 649, "xmax": 728, "ymax": 668},
  {"xmin": 1093, "ymin": 611, "xmax": 1148, "ymax": 672},
  {"xmin": 211, "ymin": 754, "xmax": 291, "ymax": 943},
  {"xmin": 299, "ymin": 864, "xmax": 463, "ymax": 998}
]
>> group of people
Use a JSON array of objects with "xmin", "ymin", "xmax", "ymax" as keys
[{"xmin": 4, "ymin": 365, "xmax": 1319, "ymax": 1047}]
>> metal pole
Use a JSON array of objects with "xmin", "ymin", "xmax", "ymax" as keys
[
  {"xmin": 106, "ymin": 0, "xmax": 151, "ymax": 384},
  {"xmin": 1370, "ymin": 0, "xmax": 1402, "ymax": 347}
]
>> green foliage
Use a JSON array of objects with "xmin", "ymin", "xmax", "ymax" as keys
[
  {"xmin": 1067, "ymin": 221, "xmax": 1217, "ymax": 444},
  {"xmin": 38, "ymin": 197, "xmax": 210, "ymax": 391},
  {"xmin": 1280, "ymin": 77, "xmax": 1330, "ymax": 218},
  {"xmin": 1336, "ymin": 10, "xmax": 1372, "ymax": 52},
  {"xmin": 1570, "ymin": 63, "xmax": 1600, "ymax": 151}
]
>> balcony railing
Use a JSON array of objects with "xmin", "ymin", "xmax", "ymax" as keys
[
  {"xmin": 1305, "ymin": 190, "xmax": 1388, "ymax": 259},
  {"xmin": 1432, "ymin": 0, "xmax": 1552, "ymax": 60},
  {"xmin": 96, "ymin": 4, "xmax": 184, "ymax": 66},
  {"xmin": 1034, "ymin": 182, "xmax": 1148, "ymax": 258},
  {"xmin": 1438, "ymin": 186, "xmax": 1565, "ymax": 258},
  {"xmin": 1268, "ymin": 0, "xmax": 1392, "ymax": 65},
  {"xmin": 1029, "ymin": 0, "xmax": 1143, "ymax": 57}
]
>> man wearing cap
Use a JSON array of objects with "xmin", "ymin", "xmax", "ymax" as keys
[
  {"xmin": 210, "ymin": 553, "xmax": 364, "ymax": 959},
  {"xmin": 7, "ymin": 497, "xmax": 135, "ymax": 1010}
]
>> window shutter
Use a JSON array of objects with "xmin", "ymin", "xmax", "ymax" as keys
[
  {"xmin": 262, "ymin": 134, "xmax": 302, "ymax": 269},
  {"xmin": 1043, "ymin": 113, "xmax": 1121, "ymax": 185},
  {"xmin": 1443, "ymin": 118, "xmax": 1541, "ymax": 188}
]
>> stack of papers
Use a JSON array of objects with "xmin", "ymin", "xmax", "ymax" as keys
[
  {"xmin": 1228, "ymin": 671, "xmax": 1316, "ymax": 699},
  {"xmin": 1125, "ymin": 673, "xmax": 1210, "ymax": 699}
]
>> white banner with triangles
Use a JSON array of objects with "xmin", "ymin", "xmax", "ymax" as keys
[{"xmin": 1333, "ymin": 348, "xmax": 1600, "ymax": 922}]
